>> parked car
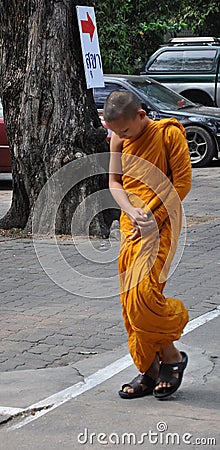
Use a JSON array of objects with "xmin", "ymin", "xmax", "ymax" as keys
[
  {"xmin": 1, "ymin": 76, "xmax": 220, "ymax": 171},
  {"xmin": 0, "ymin": 101, "xmax": 11, "ymax": 172},
  {"xmin": 140, "ymin": 36, "xmax": 220, "ymax": 107},
  {"xmin": 94, "ymin": 75, "xmax": 220, "ymax": 167}
]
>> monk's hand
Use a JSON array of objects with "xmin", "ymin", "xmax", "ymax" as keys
[{"xmin": 127, "ymin": 208, "xmax": 157, "ymax": 240}]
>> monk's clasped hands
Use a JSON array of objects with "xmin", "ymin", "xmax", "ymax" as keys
[{"xmin": 128, "ymin": 207, "xmax": 157, "ymax": 240}]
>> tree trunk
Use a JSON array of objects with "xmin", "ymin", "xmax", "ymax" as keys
[{"xmin": 0, "ymin": 0, "xmax": 111, "ymax": 236}]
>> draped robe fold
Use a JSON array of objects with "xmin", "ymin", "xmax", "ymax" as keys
[{"xmin": 118, "ymin": 118, "xmax": 192, "ymax": 373}]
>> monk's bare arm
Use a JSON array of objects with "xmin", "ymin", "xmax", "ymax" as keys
[{"xmin": 109, "ymin": 133, "xmax": 134, "ymax": 217}]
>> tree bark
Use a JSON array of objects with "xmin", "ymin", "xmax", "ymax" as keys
[{"xmin": 0, "ymin": 0, "xmax": 110, "ymax": 236}]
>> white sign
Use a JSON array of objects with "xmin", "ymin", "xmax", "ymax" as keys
[{"xmin": 76, "ymin": 6, "xmax": 104, "ymax": 89}]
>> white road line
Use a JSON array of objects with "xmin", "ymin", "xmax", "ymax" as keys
[
  {"xmin": 0, "ymin": 407, "xmax": 23, "ymax": 416},
  {"xmin": 8, "ymin": 354, "xmax": 133, "ymax": 430},
  {"xmin": 183, "ymin": 306, "xmax": 220, "ymax": 335},
  {"xmin": 3, "ymin": 305, "xmax": 220, "ymax": 430}
]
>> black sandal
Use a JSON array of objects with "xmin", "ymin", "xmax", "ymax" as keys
[
  {"xmin": 153, "ymin": 351, "xmax": 188, "ymax": 399},
  {"xmin": 119, "ymin": 372, "xmax": 156, "ymax": 399}
]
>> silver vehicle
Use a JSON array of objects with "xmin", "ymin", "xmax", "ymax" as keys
[{"xmin": 140, "ymin": 37, "xmax": 220, "ymax": 107}]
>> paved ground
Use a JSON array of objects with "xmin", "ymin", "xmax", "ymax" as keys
[{"xmin": 0, "ymin": 165, "xmax": 219, "ymax": 449}]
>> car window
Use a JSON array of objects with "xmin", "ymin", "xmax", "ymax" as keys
[
  {"xmin": 148, "ymin": 49, "xmax": 216, "ymax": 72},
  {"xmin": 182, "ymin": 50, "xmax": 216, "ymax": 70},
  {"xmin": 93, "ymin": 83, "xmax": 126, "ymax": 108},
  {"xmin": 148, "ymin": 51, "xmax": 184, "ymax": 71},
  {"xmin": 128, "ymin": 79, "xmax": 195, "ymax": 111}
]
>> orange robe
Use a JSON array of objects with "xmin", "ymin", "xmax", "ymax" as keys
[{"xmin": 118, "ymin": 118, "xmax": 192, "ymax": 373}]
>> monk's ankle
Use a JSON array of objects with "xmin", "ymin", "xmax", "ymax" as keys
[
  {"xmin": 145, "ymin": 355, "xmax": 159, "ymax": 380},
  {"xmin": 160, "ymin": 344, "xmax": 182, "ymax": 364}
]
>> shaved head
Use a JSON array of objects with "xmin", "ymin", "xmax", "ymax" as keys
[{"xmin": 103, "ymin": 90, "xmax": 142, "ymax": 122}]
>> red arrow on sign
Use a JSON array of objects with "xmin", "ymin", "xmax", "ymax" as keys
[{"xmin": 81, "ymin": 12, "xmax": 95, "ymax": 42}]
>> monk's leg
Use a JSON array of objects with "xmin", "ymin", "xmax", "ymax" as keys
[
  {"xmin": 119, "ymin": 220, "xmax": 188, "ymax": 396},
  {"xmin": 120, "ymin": 299, "xmax": 160, "ymax": 395}
]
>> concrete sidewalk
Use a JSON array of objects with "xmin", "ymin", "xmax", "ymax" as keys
[
  {"xmin": 0, "ymin": 339, "xmax": 219, "ymax": 449},
  {"xmin": 0, "ymin": 166, "xmax": 219, "ymax": 449}
]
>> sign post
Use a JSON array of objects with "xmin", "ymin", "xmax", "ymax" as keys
[{"xmin": 76, "ymin": 6, "xmax": 104, "ymax": 89}]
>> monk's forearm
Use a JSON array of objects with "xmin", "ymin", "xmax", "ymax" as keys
[{"xmin": 109, "ymin": 182, "xmax": 135, "ymax": 217}]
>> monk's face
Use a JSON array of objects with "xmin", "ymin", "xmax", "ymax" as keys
[{"xmin": 105, "ymin": 110, "xmax": 149, "ymax": 140}]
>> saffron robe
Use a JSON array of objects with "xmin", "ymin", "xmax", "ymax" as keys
[{"xmin": 118, "ymin": 118, "xmax": 192, "ymax": 373}]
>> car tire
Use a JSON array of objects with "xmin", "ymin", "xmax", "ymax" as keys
[{"xmin": 185, "ymin": 125, "xmax": 216, "ymax": 167}]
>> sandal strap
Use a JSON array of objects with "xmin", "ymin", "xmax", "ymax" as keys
[
  {"xmin": 141, "ymin": 373, "xmax": 156, "ymax": 389},
  {"xmin": 156, "ymin": 352, "xmax": 188, "ymax": 384},
  {"xmin": 121, "ymin": 372, "xmax": 156, "ymax": 393},
  {"xmin": 156, "ymin": 372, "xmax": 180, "ymax": 387}
]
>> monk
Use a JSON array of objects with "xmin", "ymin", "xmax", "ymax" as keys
[{"xmin": 103, "ymin": 90, "xmax": 192, "ymax": 399}]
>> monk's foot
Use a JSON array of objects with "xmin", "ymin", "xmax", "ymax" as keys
[
  {"xmin": 122, "ymin": 375, "xmax": 154, "ymax": 395},
  {"xmin": 155, "ymin": 345, "xmax": 182, "ymax": 391},
  {"xmin": 153, "ymin": 345, "xmax": 188, "ymax": 399},
  {"xmin": 119, "ymin": 355, "xmax": 159, "ymax": 399}
]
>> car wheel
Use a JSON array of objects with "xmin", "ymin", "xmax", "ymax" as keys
[{"xmin": 185, "ymin": 125, "xmax": 216, "ymax": 167}]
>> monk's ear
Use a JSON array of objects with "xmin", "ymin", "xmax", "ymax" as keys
[{"xmin": 138, "ymin": 109, "xmax": 146, "ymax": 119}]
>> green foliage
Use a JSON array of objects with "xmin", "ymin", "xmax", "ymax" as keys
[
  {"xmin": 180, "ymin": 1, "xmax": 220, "ymax": 34},
  {"xmin": 92, "ymin": 0, "xmax": 220, "ymax": 74}
]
